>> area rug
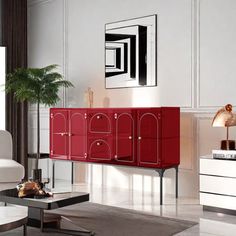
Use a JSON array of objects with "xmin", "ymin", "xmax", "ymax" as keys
[{"xmin": 1, "ymin": 202, "xmax": 197, "ymax": 236}]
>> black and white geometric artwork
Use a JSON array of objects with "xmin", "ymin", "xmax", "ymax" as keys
[{"xmin": 105, "ymin": 15, "xmax": 157, "ymax": 89}]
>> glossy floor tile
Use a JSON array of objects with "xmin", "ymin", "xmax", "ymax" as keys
[{"xmin": 50, "ymin": 179, "xmax": 236, "ymax": 236}]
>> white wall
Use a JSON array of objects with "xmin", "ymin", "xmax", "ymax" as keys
[{"xmin": 28, "ymin": 0, "xmax": 236, "ymax": 198}]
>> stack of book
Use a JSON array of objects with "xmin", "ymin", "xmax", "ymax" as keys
[{"xmin": 212, "ymin": 150, "xmax": 236, "ymax": 160}]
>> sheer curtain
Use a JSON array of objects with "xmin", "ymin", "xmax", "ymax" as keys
[{"xmin": 1, "ymin": 0, "xmax": 28, "ymax": 178}]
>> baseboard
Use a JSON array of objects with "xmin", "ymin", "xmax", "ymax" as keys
[{"xmin": 203, "ymin": 205, "xmax": 236, "ymax": 216}]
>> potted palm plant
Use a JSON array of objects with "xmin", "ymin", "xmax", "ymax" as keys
[{"xmin": 6, "ymin": 64, "xmax": 73, "ymax": 182}]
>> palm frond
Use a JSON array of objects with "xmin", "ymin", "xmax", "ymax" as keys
[
  {"xmin": 42, "ymin": 64, "xmax": 59, "ymax": 73},
  {"xmin": 53, "ymin": 80, "xmax": 74, "ymax": 88},
  {"xmin": 5, "ymin": 64, "xmax": 74, "ymax": 106}
]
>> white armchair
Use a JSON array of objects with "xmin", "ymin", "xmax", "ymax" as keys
[{"xmin": 0, "ymin": 130, "xmax": 25, "ymax": 190}]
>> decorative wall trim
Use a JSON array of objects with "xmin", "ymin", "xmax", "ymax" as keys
[
  {"xmin": 64, "ymin": 0, "xmax": 70, "ymax": 108},
  {"xmin": 196, "ymin": 114, "xmax": 212, "ymax": 171},
  {"xmin": 196, "ymin": 0, "xmax": 201, "ymax": 109},
  {"xmin": 181, "ymin": 108, "xmax": 217, "ymax": 113},
  {"xmin": 179, "ymin": 0, "xmax": 195, "ymax": 109},
  {"xmin": 28, "ymin": 0, "xmax": 55, "ymax": 7},
  {"xmin": 62, "ymin": 0, "xmax": 68, "ymax": 108},
  {"xmin": 179, "ymin": 113, "xmax": 195, "ymax": 172},
  {"xmin": 192, "ymin": 0, "xmax": 198, "ymax": 109},
  {"xmin": 28, "ymin": 0, "xmax": 67, "ymax": 109},
  {"xmin": 196, "ymin": 0, "xmax": 236, "ymax": 109}
]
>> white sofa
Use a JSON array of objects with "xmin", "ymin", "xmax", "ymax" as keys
[{"xmin": 0, "ymin": 130, "xmax": 25, "ymax": 190}]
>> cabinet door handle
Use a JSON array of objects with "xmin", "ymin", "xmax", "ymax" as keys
[
  {"xmin": 68, "ymin": 133, "xmax": 73, "ymax": 136},
  {"xmin": 138, "ymin": 136, "xmax": 142, "ymax": 140},
  {"xmin": 128, "ymin": 136, "xmax": 132, "ymax": 140},
  {"xmin": 96, "ymin": 142, "xmax": 102, "ymax": 146},
  {"xmin": 97, "ymin": 115, "xmax": 101, "ymax": 119}
]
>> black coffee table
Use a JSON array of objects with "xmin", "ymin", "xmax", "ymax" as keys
[{"xmin": 0, "ymin": 188, "xmax": 92, "ymax": 236}]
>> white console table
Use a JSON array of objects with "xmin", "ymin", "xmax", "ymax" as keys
[{"xmin": 200, "ymin": 155, "xmax": 236, "ymax": 214}]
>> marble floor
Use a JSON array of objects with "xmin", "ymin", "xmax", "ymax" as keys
[
  {"xmin": 2, "ymin": 180, "xmax": 236, "ymax": 235},
  {"xmin": 50, "ymin": 180, "xmax": 236, "ymax": 236}
]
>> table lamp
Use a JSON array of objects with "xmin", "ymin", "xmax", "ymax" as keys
[{"xmin": 212, "ymin": 104, "xmax": 236, "ymax": 150}]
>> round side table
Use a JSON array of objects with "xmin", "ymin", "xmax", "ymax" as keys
[{"xmin": 0, "ymin": 206, "xmax": 27, "ymax": 235}]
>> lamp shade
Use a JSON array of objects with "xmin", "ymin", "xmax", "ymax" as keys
[{"xmin": 212, "ymin": 104, "xmax": 236, "ymax": 127}]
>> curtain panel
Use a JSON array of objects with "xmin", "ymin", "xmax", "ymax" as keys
[{"xmin": 1, "ymin": 0, "xmax": 28, "ymax": 179}]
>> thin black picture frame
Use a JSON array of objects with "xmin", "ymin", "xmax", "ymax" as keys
[{"xmin": 104, "ymin": 14, "xmax": 157, "ymax": 89}]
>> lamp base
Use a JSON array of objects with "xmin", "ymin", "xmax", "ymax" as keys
[{"xmin": 221, "ymin": 140, "xmax": 235, "ymax": 150}]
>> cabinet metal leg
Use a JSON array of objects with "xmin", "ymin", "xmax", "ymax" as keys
[
  {"xmin": 175, "ymin": 166, "xmax": 178, "ymax": 198},
  {"xmin": 156, "ymin": 165, "xmax": 179, "ymax": 205},
  {"xmin": 156, "ymin": 169, "xmax": 165, "ymax": 205},
  {"xmin": 71, "ymin": 162, "xmax": 74, "ymax": 185},
  {"xmin": 52, "ymin": 161, "xmax": 55, "ymax": 189}
]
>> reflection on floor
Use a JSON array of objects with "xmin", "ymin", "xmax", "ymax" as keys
[{"xmin": 51, "ymin": 179, "xmax": 236, "ymax": 236}]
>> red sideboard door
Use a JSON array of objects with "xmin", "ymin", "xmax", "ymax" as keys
[
  {"xmin": 88, "ymin": 111, "xmax": 112, "ymax": 134},
  {"xmin": 69, "ymin": 110, "xmax": 87, "ymax": 161},
  {"xmin": 114, "ymin": 110, "xmax": 136, "ymax": 165},
  {"xmin": 87, "ymin": 110, "xmax": 114, "ymax": 162},
  {"xmin": 137, "ymin": 109, "xmax": 161, "ymax": 168},
  {"xmin": 50, "ymin": 110, "xmax": 69, "ymax": 160},
  {"xmin": 88, "ymin": 137, "xmax": 113, "ymax": 162}
]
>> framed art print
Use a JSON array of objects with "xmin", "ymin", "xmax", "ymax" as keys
[{"xmin": 105, "ymin": 14, "xmax": 157, "ymax": 89}]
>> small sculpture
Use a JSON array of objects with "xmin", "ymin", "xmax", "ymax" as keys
[{"xmin": 17, "ymin": 181, "xmax": 53, "ymax": 198}]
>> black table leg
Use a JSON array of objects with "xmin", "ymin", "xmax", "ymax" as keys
[
  {"xmin": 23, "ymin": 223, "xmax": 27, "ymax": 236},
  {"xmin": 40, "ymin": 209, "xmax": 44, "ymax": 232}
]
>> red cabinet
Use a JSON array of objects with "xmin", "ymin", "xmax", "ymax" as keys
[
  {"xmin": 137, "ymin": 109, "xmax": 161, "ymax": 167},
  {"xmin": 87, "ymin": 109, "xmax": 114, "ymax": 162},
  {"xmin": 50, "ymin": 109, "xmax": 87, "ymax": 161},
  {"xmin": 69, "ymin": 110, "xmax": 87, "ymax": 161},
  {"xmin": 50, "ymin": 107, "xmax": 180, "ymax": 168},
  {"xmin": 115, "ymin": 109, "xmax": 136, "ymax": 165},
  {"xmin": 50, "ymin": 110, "xmax": 68, "ymax": 160}
]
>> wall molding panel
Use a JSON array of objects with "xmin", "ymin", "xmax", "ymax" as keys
[
  {"xmin": 28, "ymin": 0, "xmax": 69, "ymax": 109},
  {"xmin": 28, "ymin": 0, "xmax": 55, "ymax": 7},
  {"xmin": 62, "ymin": 0, "xmax": 68, "ymax": 108},
  {"xmin": 197, "ymin": 0, "xmax": 236, "ymax": 109}
]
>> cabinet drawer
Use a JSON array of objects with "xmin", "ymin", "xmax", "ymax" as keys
[
  {"xmin": 200, "ymin": 158, "xmax": 236, "ymax": 177},
  {"xmin": 88, "ymin": 112, "xmax": 112, "ymax": 134},
  {"xmin": 200, "ymin": 192, "xmax": 236, "ymax": 210},
  {"xmin": 88, "ymin": 138, "xmax": 114, "ymax": 161},
  {"xmin": 200, "ymin": 175, "xmax": 236, "ymax": 196}
]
